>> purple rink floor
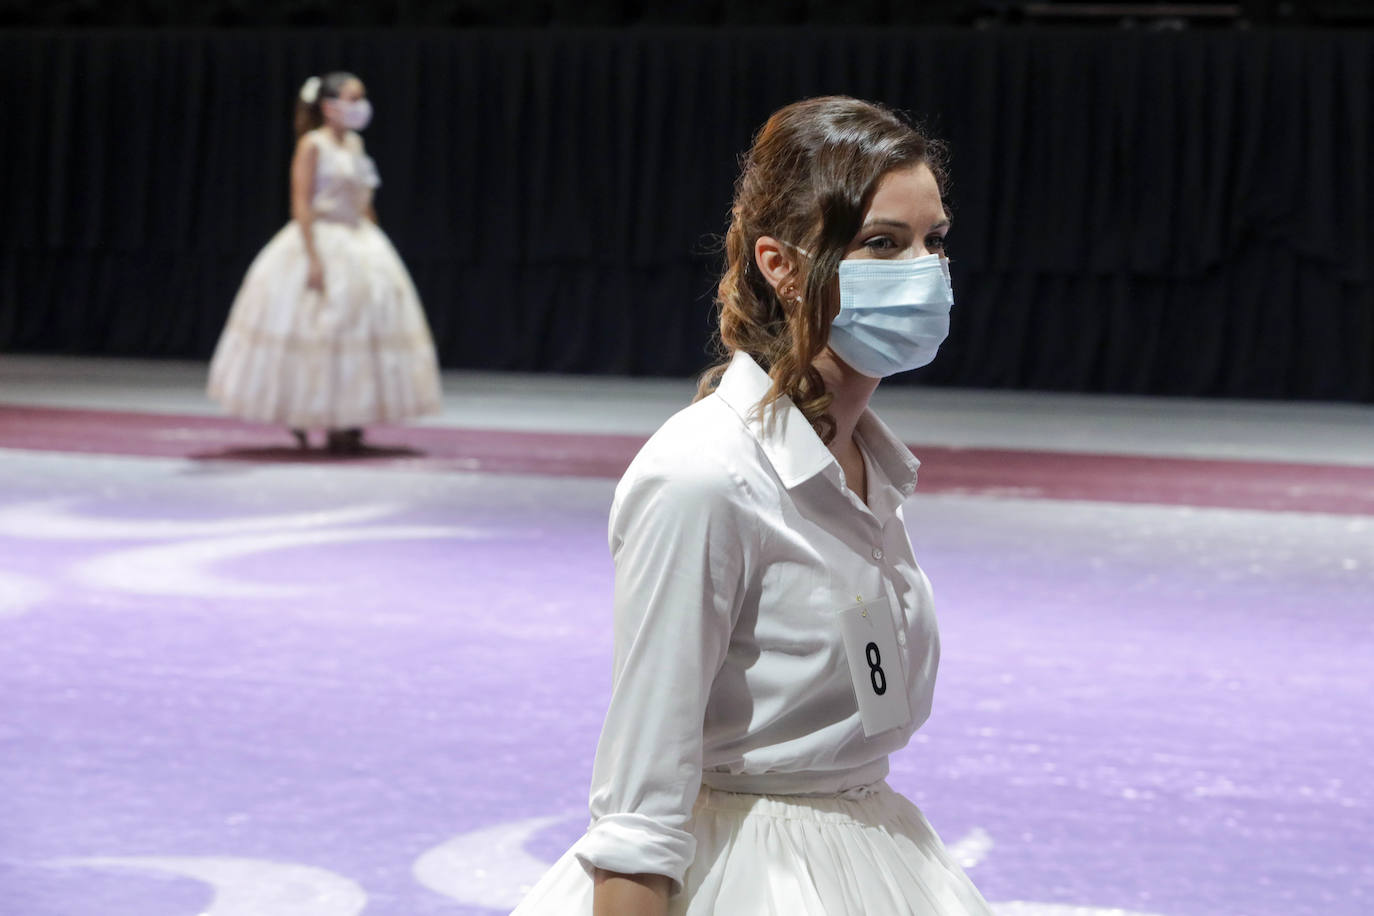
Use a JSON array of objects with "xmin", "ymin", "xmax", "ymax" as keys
[{"xmin": 2, "ymin": 424, "xmax": 1373, "ymax": 914}]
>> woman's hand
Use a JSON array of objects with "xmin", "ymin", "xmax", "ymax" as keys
[
  {"xmin": 592, "ymin": 869, "xmax": 670, "ymax": 916},
  {"xmin": 306, "ymin": 256, "xmax": 325, "ymax": 292}
]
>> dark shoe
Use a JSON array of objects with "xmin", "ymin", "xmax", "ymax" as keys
[{"xmin": 326, "ymin": 428, "xmax": 364, "ymax": 455}]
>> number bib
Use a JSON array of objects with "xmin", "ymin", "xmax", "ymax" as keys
[{"xmin": 837, "ymin": 597, "xmax": 912, "ymax": 737}]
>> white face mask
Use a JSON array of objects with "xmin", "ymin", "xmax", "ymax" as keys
[
  {"xmin": 827, "ymin": 254, "xmax": 954, "ymax": 379},
  {"xmin": 325, "ymin": 97, "xmax": 373, "ymax": 131}
]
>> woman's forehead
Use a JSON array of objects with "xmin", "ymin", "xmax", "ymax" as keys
[{"xmin": 865, "ymin": 164, "xmax": 946, "ymax": 225}]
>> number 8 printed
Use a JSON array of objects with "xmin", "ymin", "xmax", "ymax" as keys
[{"xmin": 865, "ymin": 641, "xmax": 886, "ymax": 696}]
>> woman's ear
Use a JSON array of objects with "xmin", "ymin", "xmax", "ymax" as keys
[{"xmin": 754, "ymin": 236, "xmax": 799, "ymax": 298}]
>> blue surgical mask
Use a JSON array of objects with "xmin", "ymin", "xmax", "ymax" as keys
[
  {"xmin": 827, "ymin": 254, "xmax": 954, "ymax": 378},
  {"xmin": 326, "ymin": 98, "xmax": 373, "ymax": 131}
]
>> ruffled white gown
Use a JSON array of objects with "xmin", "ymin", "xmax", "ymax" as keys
[
  {"xmin": 208, "ymin": 128, "xmax": 441, "ymax": 429},
  {"xmin": 513, "ymin": 784, "xmax": 992, "ymax": 915}
]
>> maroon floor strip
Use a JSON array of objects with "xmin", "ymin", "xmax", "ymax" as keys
[{"xmin": 3, "ymin": 403, "xmax": 1372, "ymax": 515}]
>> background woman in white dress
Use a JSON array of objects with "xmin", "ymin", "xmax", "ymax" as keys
[
  {"xmin": 208, "ymin": 72, "xmax": 441, "ymax": 453},
  {"xmin": 511, "ymin": 96, "xmax": 994, "ymax": 915}
]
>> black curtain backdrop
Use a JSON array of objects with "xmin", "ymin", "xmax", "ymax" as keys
[{"xmin": 2, "ymin": 28, "xmax": 1371, "ymax": 399}]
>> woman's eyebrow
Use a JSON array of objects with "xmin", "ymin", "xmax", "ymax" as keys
[{"xmin": 859, "ymin": 217, "xmax": 952, "ymax": 232}]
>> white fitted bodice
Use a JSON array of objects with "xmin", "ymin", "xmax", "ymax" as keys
[{"xmin": 308, "ymin": 129, "xmax": 380, "ymax": 224}]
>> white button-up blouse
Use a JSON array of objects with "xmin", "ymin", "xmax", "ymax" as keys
[{"xmin": 571, "ymin": 351, "xmax": 941, "ymax": 890}]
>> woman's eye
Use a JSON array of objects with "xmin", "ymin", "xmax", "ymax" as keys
[
  {"xmin": 864, "ymin": 236, "xmax": 898, "ymax": 252},
  {"xmin": 925, "ymin": 235, "xmax": 947, "ymax": 253}
]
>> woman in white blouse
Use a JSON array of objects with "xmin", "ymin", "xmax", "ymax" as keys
[{"xmin": 512, "ymin": 96, "xmax": 993, "ymax": 916}]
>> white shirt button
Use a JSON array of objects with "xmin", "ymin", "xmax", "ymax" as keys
[
  {"xmin": 897, "ymin": 630, "xmax": 907, "ymax": 647},
  {"xmin": 871, "ymin": 547, "xmax": 884, "ymax": 561}
]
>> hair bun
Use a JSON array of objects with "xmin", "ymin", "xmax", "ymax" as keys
[{"xmin": 299, "ymin": 76, "xmax": 321, "ymax": 104}]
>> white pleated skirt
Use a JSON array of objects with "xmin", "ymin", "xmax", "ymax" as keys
[
  {"xmin": 511, "ymin": 783, "xmax": 994, "ymax": 916},
  {"xmin": 208, "ymin": 218, "xmax": 442, "ymax": 429}
]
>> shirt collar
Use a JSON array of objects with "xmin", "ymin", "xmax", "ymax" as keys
[
  {"xmin": 855, "ymin": 411, "xmax": 922, "ymax": 500},
  {"xmin": 715, "ymin": 352, "xmax": 833, "ymax": 488},
  {"xmin": 714, "ymin": 351, "xmax": 920, "ymax": 496}
]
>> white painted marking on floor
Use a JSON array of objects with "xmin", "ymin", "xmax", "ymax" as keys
[
  {"xmin": 948, "ymin": 827, "xmax": 994, "ymax": 869},
  {"xmin": 0, "ymin": 569, "xmax": 50, "ymax": 618},
  {"xmin": 76, "ymin": 525, "xmax": 501, "ymax": 598},
  {"xmin": 0, "ymin": 501, "xmax": 399, "ymax": 540},
  {"xmin": 413, "ymin": 814, "xmax": 574, "ymax": 910},
  {"xmin": 58, "ymin": 856, "xmax": 366, "ymax": 916},
  {"xmin": 948, "ymin": 831, "xmax": 1170, "ymax": 915}
]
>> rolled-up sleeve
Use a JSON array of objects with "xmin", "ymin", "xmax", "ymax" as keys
[{"xmin": 571, "ymin": 453, "xmax": 750, "ymax": 893}]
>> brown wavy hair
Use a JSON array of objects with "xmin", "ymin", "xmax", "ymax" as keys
[
  {"xmin": 696, "ymin": 96, "xmax": 946, "ymax": 443},
  {"xmin": 293, "ymin": 71, "xmax": 360, "ymax": 139}
]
